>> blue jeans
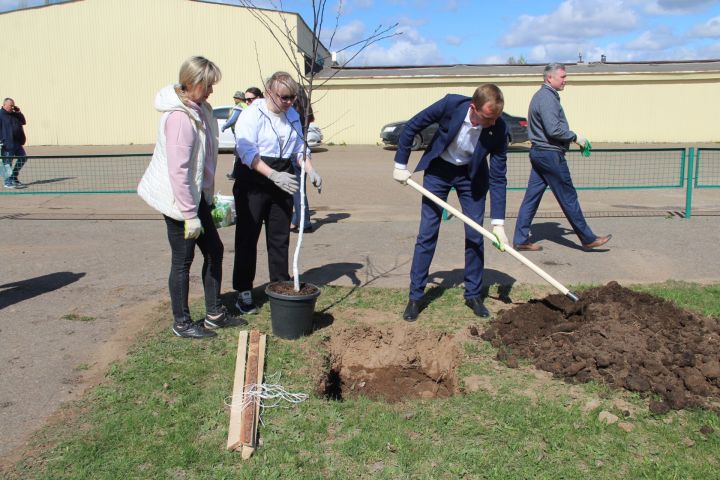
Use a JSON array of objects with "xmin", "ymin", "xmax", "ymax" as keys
[
  {"xmin": 513, "ymin": 148, "xmax": 596, "ymax": 246},
  {"xmin": 291, "ymin": 172, "xmax": 312, "ymax": 228},
  {"xmin": 163, "ymin": 198, "xmax": 224, "ymax": 325},
  {"xmin": 2, "ymin": 146, "xmax": 27, "ymax": 185}
]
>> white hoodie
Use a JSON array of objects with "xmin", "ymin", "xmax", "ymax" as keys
[{"xmin": 137, "ymin": 84, "xmax": 219, "ymax": 221}]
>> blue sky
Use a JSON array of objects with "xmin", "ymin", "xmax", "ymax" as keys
[{"xmin": 3, "ymin": 0, "xmax": 720, "ymax": 65}]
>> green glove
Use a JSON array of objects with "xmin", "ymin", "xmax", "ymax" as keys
[{"xmin": 581, "ymin": 139, "xmax": 592, "ymax": 158}]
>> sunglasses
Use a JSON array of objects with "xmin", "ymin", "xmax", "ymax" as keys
[
  {"xmin": 245, "ymin": 96, "xmax": 256, "ymax": 103},
  {"xmin": 277, "ymin": 94, "xmax": 297, "ymax": 102}
]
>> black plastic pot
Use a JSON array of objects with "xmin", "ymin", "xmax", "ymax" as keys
[{"xmin": 265, "ymin": 282, "xmax": 321, "ymax": 340}]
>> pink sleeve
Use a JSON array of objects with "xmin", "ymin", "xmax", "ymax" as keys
[{"xmin": 165, "ymin": 111, "xmax": 198, "ymax": 219}]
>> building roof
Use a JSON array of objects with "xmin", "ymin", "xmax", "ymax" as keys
[{"xmin": 318, "ymin": 59, "xmax": 720, "ymax": 79}]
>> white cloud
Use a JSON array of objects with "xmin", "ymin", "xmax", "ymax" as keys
[
  {"xmin": 396, "ymin": 16, "xmax": 428, "ymax": 27},
  {"xmin": 624, "ymin": 26, "xmax": 678, "ymax": 50},
  {"xmin": 697, "ymin": 41, "xmax": 720, "ymax": 57},
  {"xmin": 443, "ymin": 0, "xmax": 459, "ymax": 12},
  {"xmin": 498, "ymin": 0, "xmax": 638, "ymax": 48},
  {"xmin": 688, "ymin": 15, "xmax": 720, "ymax": 37},
  {"xmin": 352, "ymin": 0, "xmax": 373, "ymax": 7},
  {"xmin": 644, "ymin": 0, "xmax": 719, "ymax": 14},
  {"xmin": 445, "ymin": 35, "xmax": 463, "ymax": 45},
  {"xmin": 482, "ymin": 54, "xmax": 508, "ymax": 64},
  {"xmin": 349, "ymin": 26, "xmax": 443, "ymax": 66},
  {"xmin": 525, "ymin": 43, "xmax": 590, "ymax": 63},
  {"xmin": 322, "ymin": 20, "xmax": 367, "ymax": 48}
]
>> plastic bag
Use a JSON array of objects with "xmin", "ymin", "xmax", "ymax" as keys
[{"xmin": 211, "ymin": 193, "xmax": 236, "ymax": 228}]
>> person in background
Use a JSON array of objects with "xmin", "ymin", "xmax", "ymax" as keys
[
  {"xmin": 232, "ymin": 72, "xmax": 322, "ymax": 315},
  {"xmin": 226, "ymin": 87, "xmax": 263, "ymax": 180},
  {"xmin": 0, "ymin": 98, "xmax": 28, "ymax": 189},
  {"xmin": 512, "ymin": 63, "xmax": 611, "ymax": 251},
  {"xmin": 393, "ymin": 84, "xmax": 509, "ymax": 322},
  {"xmin": 290, "ymin": 87, "xmax": 315, "ymax": 233},
  {"xmin": 221, "ymin": 90, "xmax": 247, "ymax": 134},
  {"xmin": 242, "ymin": 86, "xmax": 263, "ymax": 106},
  {"xmin": 138, "ymin": 56, "xmax": 246, "ymax": 339}
]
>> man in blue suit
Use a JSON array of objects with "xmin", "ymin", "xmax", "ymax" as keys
[{"xmin": 393, "ymin": 84, "xmax": 509, "ymax": 321}]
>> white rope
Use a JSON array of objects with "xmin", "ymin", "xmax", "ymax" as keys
[{"xmin": 224, "ymin": 372, "xmax": 309, "ymax": 412}]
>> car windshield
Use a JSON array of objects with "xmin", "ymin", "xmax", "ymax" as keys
[{"xmin": 213, "ymin": 108, "xmax": 230, "ymax": 120}]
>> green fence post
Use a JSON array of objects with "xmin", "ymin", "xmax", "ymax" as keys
[{"xmin": 685, "ymin": 147, "xmax": 694, "ymax": 219}]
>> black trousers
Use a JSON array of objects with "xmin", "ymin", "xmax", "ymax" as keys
[
  {"xmin": 163, "ymin": 197, "xmax": 224, "ymax": 324},
  {"xmin": 232, "ymin": 161, "xmax": 293, "ymax": 292}
]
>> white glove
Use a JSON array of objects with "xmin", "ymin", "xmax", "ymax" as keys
[
  {"xmin": 574, "ymin": 134, "xmax": 588, "ymax": 149},
  {"xmin": 184, "ymin": 217, "xmax": 203, "ymax": 240},
  {"xmin": 268, "ymin": 170, "xmax": 299, "ymax": 194},
  {"xmin": 393, "ymin": 167, "xmax": 412, "ymax": 185},
  {"xmin": 492, "ymin": 225, "xmax": 508, "ymax": 252},
  {"xmin": 308, "ymin": 169, "xmax": 322, "ymax": 191}
]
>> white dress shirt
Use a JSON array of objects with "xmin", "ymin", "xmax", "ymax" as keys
[{"xmin": 440, "ymin": 109, "xmax": 482, "ymax": 166}]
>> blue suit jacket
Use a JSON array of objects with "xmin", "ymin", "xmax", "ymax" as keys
[{"xmin": 394, "ymin": 94, "xmax": 508, "ymax": 220}]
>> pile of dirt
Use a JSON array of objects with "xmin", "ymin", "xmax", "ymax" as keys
[
  {"xmin": 482, "ymin": 282, "xmax": 720, "ymax": 412},
  {"xmin": 317, "ymin": 325, "xmax": 459, "ymax": 403}
]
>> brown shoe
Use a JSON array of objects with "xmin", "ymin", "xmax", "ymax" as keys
[
  {"xmin": 513, "ymin": 243, "xmax": 543, "ymax": 252},
  {"xmin": 583, "ymin": 234, "xmax": 612, "ymax": 249}
]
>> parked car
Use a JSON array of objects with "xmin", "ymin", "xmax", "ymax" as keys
[
  {"xmin": 380, "ymin": 112, "xmax": 529, "ymax": 150},
  {"xmin": 306, "ymin": 123, "xmax": 323, "ymax": 149},
  {"xmin": 212, "ymin": 106, "xmax": 323, "ymax": 151},
  {"xmin": 212, "ymin": 105, "xmax": 237, "ymax": 151}
]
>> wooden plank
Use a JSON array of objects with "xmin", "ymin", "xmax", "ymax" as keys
[
  {"xmin": 241, "ymin": 333, "xmax": 267, "ymax": 460},
  {"xmin": 226, "ymin": 330, "xmax": 248, "ymax": 451},
  {"xmin": 240, "ymin": 330, "xmax": 260, "ymax": 448}
]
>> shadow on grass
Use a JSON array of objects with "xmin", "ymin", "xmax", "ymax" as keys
[{"xmin": 424, "ymin": 267, "xmax": 518, "ymax": 307}]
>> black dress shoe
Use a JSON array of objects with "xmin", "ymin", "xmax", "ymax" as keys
[
  {"xmin": 403, "ymin": 300, "xmax": 422, "ymax": 322},
  {"xmin": 465, "ymin": 296, "xmax": 490, "ymax": 318}
]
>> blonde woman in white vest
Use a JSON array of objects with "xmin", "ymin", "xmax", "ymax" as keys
[{"xmin": 139, "ymin": 56, "xmax": 246, "ymax": 339}]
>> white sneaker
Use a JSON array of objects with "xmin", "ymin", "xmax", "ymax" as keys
[{"xmin": 235, "ymin": 290, "xmax": 258, "ymax": 315}]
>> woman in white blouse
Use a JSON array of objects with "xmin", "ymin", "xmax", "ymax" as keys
[{"xmin": 231, "ymin": 71, "xmax": 322, "ymax": 314}]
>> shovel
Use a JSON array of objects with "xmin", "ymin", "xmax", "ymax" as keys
[{"xmin": 406, "ymin": 178, "xmax": 580, "ymax": 302}]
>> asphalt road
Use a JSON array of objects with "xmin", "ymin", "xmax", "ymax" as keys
[{"xmin": 1, "ymin": 144, "xmax": 719, "ymax": 465}]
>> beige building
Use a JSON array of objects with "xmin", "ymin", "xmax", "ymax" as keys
[
  {"xmin": 0, "ymin": 0, "xmax": 329, "ymax": 146},
  {"xmin": 314, "ymin": 61, "xmax": 720, "ymax": 144},
  {"xmin": 1, "ymin": 0, "xmax": 718, "ymax": 146}
]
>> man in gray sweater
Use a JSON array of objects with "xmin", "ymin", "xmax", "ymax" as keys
[{"xmin": 512, "ymin": 63, "xmax": 611, "ymax": 251}]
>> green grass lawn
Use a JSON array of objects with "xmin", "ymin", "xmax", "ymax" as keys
[{"xmin": 7, "ymin": 282, "xmax": 720, "ymax": 479}]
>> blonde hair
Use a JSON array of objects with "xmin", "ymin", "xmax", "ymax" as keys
[
  {"xmin": 264, "ymin": 71, "xmax": 299, "ymax": 96},
  {"xmin": 175, "ymin": 56, "xmax": 222, "ymax": 100}
]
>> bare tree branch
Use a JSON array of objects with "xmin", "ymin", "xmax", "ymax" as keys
[{"xmin": 228, "ymin": 0, "xmax": 399, "ymax": 290}]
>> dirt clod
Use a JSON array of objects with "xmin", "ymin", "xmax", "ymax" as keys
[{"xmin": 483, "ymin": 282, "xmax": 720, "ymax": 411}]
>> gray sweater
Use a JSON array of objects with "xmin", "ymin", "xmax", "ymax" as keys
[{"xmin": 527, "ymin": 84, "xmax": 577, "ymax": 152}]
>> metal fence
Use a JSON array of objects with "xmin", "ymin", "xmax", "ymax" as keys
[
  {"xmin": 0, "ymin": 154, "xmax": 150, "ymax": 194},
  {"xmin": 506, "ymin": 148, "xmax": 686, "ymax": 190},
  {"xmin": 695, "ymin": 148, "xmax": 720, "ymax": 188},
  {"xmin": 0, "ymin": 148, "xmax": 717, "ymax": 218}
]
